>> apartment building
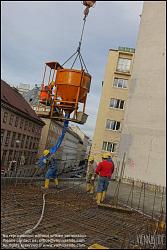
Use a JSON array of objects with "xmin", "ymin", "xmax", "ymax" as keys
[
  {"xmin": 118, "ymin": 1, "xmax": 166, "ymax": 187},
  {"xmin": 1, "ymin": 80, "xmax": 45, "ymax": 170},
  {"xmin": 91, "ymin": 47, "xmax": 135, "ymax": 163}
]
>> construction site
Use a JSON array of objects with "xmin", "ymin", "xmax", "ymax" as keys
[
  {"xmin": 1, "ymin": 166, "xmax": 166, "ymax": 249},
  {"xmin": 1, "ymin": 1, "xmax": 166, "ymax": 249}
]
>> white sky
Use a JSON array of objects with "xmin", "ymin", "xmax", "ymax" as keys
[{"xmin": 1, "ymin": 1, "xmax": 143, "ymax": 138}]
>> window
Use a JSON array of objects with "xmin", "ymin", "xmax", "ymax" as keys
[
  {"xmin": 109, "ymin": 99, "xmax": 125, "ymax": 109},
  {"xmin": 3, "ymin": 112, "xmax": 8, "ymax": 123},
  {"xmin": 102, "ymin": 141, "xmax": 117, "ymax": 152},
  {"xmin": 32, "ymin": 124, "xmax": 35, "ymax": 133},
  {"xmin": 2, "ymin": 150, "xmax": 8, "ymax": 165},
  {"xmin": 33, "ymin": 138, "xmax": 38, "ymax": 150},
  {"xmin": 36, "ymin": 138, "xmax": 40, "ymax": 150},
  {"xmin": 8, "ymin": 150, "xmax": 13, "ymax": 163},
  {"xmin": 11, "ymin": 132, "xmax": 16, "ymax": 147},
  {"xmin": 113, "ymin": 78, "xmax": 128, "ymax": 88},
  {"xmin": 33, "ymin": 140, "xmax": 35, "ymax": 149},
  {"xmin": 31, "ymin": 152, "xmax": 36, "ymax": 164},
  {"xmin": 27, "ymin": 151, "xmax": 31, "ymax": 165},
  {"xmin": 25, "ymin": 136, "xmax": 30, "ymax": 148},
  {"xmin": 24, "ymin": 151, "xmax": 28, "ymax": 164},
  {"xmin": 9, "ymin": 114, "xmax": 14, "ymax": 125},
  {"xmin": 20, "ymin": 119, "xmax": 24, "ymax": 129},
  {"xmin": 15, "ymin": 116, "xmax": 19, "ymax": 127},
  {"xmin": 21, "ymin": 135, "xmax": 26, "ymax": 148},
  {"xmin": 14, "ymin": 150, "xmax": 18, "ymax": 162},
  {"xmin": 5, "ymin": 131, "xmax": 11, "ymax": 146},
  {"xmin": 24, "ymin": 121, "xmax": 28, "ymax": 131},
  {"xmin": 1, "ymin": 129, "xmax": 5, "ymax": 145},
  {"xmin": 17, "ymin": 151, "xmax": 22, "ymax": 165},
  {"xmin": 16, "ymin": 134, "xmax": 21, "ymax": 148},
  {"xmin": 29, "ymin": 137, "xmax": 33, "ymax": 149},
  {"xmin": 28, "ymin": 122, "xmax": 31, "ymax": 132},
  {"xmin": 116, "ymin": 58, "xmax": 131, "ymax": 73},
  {"xmin": 106, "ymin": 119, "xmax": 121, "ymax": 131}
]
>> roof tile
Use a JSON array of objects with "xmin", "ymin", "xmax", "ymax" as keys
[{"xmin": 1, "ymin": 79, "xmax": 44, "ymax": 124}]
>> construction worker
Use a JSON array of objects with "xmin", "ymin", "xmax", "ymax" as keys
[
  {"xmin": 86, "ymin": 156, "xmax": 97, "ymax": 194},
  {"xmin": 42, "ymin": 150, "xmax": 59, "ymax": 189},
  {"xmin": 95, "ymin": 153, "xmax": 114, "ymax": 205}
]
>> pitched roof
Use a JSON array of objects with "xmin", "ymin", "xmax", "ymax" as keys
[{"xmin": 1, "ymin": 79, "xmax": 44, "ymax": 125}]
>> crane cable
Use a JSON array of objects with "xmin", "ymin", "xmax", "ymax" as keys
[{"xmin": 61, "ymin": 16, "xmax": 88, "ymax": 73}]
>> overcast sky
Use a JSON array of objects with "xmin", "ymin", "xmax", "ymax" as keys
[{"xmin": 1, "ymin": 1, "xmax": 143, "ymax": 138}]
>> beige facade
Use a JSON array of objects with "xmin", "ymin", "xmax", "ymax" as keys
[
  {"xmin": 91, "ymin": 48, "xmax": 135, "ymax": 164},
  {"xmin": 118, "ymin": 2, "xmax": 166, "ymax": 187}
]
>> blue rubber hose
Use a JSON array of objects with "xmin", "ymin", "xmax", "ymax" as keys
[{"xmin": 38, "ymin": 113, "xmax": 70, "ymax": 168}]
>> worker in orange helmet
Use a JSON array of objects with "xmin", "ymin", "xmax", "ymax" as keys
[
  {"xmin": 86, "ymin": 155, "xmax": 97, "ymax": 194},
  {"xmin": 95, "ymin": 153, "xmax": 114, "ymax": 205}
]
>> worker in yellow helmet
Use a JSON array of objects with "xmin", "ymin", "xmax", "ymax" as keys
[
  {"xmin": 42, "ymin": 150, "xmax": 59, "ymax": 189},
  {"xmin": 95, "ymin": 152, "xmax": 114, "ymax": 205},
  {"xmin": 86, "ymin": 156, "xmax": 97, "ymax": 194}
]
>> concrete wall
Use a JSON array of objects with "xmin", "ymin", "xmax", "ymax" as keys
[{"xmin": 119, "ymin": 2, "xmax": 166, "ymax": 186}]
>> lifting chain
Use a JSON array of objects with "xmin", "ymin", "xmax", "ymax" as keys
[{"xmin": 62, "ymin": 11, "xmax": 89, "ymax": 72}]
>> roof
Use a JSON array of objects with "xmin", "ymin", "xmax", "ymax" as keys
[
  {"xmin": 109, "ymin": 47, "xmax": 135, "ymax": 53},
  {"xmin": 1, "ymin": 79, "xmax": 44, "ymax": 125}
]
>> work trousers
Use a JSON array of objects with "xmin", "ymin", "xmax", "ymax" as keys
[
  {"xmin": 97, "ymin": 176, "xmax": 110, "ymax": 193},
  {"xmin": 45, "ymin": 168, "xmax": 57, "ymax": 179}
]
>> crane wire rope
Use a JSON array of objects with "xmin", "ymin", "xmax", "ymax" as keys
[{"xmin": 61, "ymin": 17, "xmax": 88, "ymax": 73}]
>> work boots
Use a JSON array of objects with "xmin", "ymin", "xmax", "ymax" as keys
[
  {"xmin": 101, "ymin": 191, "xmax": 106, "ymax": 202},
  {"xmin": 96, "ymin": 192, "xmax": 102, "ymax": 205},
  {"xmin": 86, "ymin": 183, "xmax": 91, "ymax": 192},
  {"xmin": 44, "ymin": 179, "xmax": 50, "ymax": 189},
  {"xmin": 90, "ymin": 184, "xmax": 95, "ymax": 194},
  {"xmin": 96, "ymin": 191, "xmax": 107, "ymax": 205}
]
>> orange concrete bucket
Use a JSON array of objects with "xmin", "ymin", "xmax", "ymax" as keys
[{"xmin": 55, "ymin": 69, "xmax": 91, "ymax": 104}]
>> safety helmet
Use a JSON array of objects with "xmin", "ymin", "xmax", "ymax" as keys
[
  {"xmin": 102, "ymin": 153, "xmax": 109, "ymax": 159},
  {"xmin": 106, "ymin": 152, "xmax": 112, "ymax": 158},
  {"xmin": 43, "ymin": 150, "xmax": 50, "ymax": 156},
  {"xmin": 88, "ymin": 156, "xmax": 94, "ymax": 161},
  {"xmin": 50, "ymin": 80, "xmax": 55, "ymax": 87}
]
